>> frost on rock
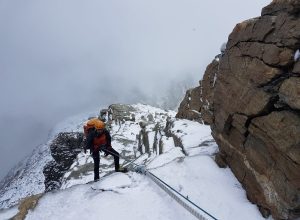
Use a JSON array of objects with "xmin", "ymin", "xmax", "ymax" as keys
[
  {"xmin": 294, "ymin": 49, "xmax": 300, "ymax": 62},
  {"xmin": 213, "ymin": 72, "xmax": 218, "ymax": 87}
]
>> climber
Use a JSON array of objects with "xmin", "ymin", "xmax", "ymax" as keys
[{"xmin": 84, "ymin": 118, "xmax": 127, "ymax": 181}]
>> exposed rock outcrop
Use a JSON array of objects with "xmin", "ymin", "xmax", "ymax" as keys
[
  {"xmin": 12, "ymin": 194, "xmax": 43, "ymax": 220},
  {"xmin": 176, "ymin": 60, "xmax": 219, "ymax": 124},
  {"xmin": 177, "ymin": 1, "xmax": 300, "ymax": 219},
  {"xmin": 176, "ymin": 85, "xmax": 203, "ymax": 122},
  {"xmin": 108, "ymin": 104, "xmax": 136, "ymax": 122},
  {"xmin": 43, "ymin": 132, "xmax": 84, "ymax": 191}
]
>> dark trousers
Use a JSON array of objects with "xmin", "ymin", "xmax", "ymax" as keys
[
  {"xmin": 92, "ymin": 151, "xmax": 100, "ymax": 181},
  {"xmin": 92, "ymin": 147, "xmax": 120, "ymax": 181}
]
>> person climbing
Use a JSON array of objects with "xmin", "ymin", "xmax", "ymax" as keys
[{"xmin": 83, "ymin": 118, "xmax": 127, "ymax": 182}]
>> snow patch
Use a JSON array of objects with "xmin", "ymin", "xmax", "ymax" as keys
[
  {"xmin": 26, "ymin": 173, "xmax": 196, "ymax": 220},
  {"xmin": 151, "ymin": 156, "xmax": 268, "ymax": 220},
  {"xmin": 147, "ymin": 148, "xmax": 184, "ymax": 169},
  {"xmin": 0, "ymin": 205, "xmax": 18, "ymax": 219},
  {"xmin": 91, "ymin": 173, "xmax": 132, "ymax": 190}
]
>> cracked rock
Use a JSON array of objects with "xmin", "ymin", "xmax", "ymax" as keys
[{"xmin": 177, "ymin": 1, "xmax": 300, "ymax": 219}]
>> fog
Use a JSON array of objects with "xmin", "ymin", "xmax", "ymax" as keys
[{"xmin": 0, "ymin": 0, "xmax": 271, "ymax": 181}]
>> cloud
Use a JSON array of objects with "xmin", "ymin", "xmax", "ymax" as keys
[{"xmin": 0, "ymin": 0, "xmax": 271, "ymax": 180}]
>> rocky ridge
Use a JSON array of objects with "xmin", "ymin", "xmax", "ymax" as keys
[
  {"xmin": 0, "ymin": 103, "xmax": 271, "ymax": 220},
  {"xmin": 177, "ymin": 1, "xmax": 300, "ymax": 219},
  {"xmin": 1, "ymin": 103, "xmax": 209, "ymax": 210},
  {"xmin": 0, "ymin": 145, "xmax": 51, "ymax": 209},
  {"xmin": 58, "ymin": 103, "xmax": 199, "ymax": 188}
]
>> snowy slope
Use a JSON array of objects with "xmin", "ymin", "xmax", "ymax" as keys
[
  {"xmin": 0, "ymin": 111, "xmax": 99, "ymax": 209},
  {"xmin": 26, "ymin": 173, "xmax": 197, "ymax": 220},
  {"xmin": 0, "ymin": 104, "xmax": 272, "ymax": 220},
  {"xmin": 0, "ymin": 143, "xmax": 52, "ymax": 209}
]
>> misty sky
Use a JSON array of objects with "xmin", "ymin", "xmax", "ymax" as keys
[{"xmin": 0, "ymin": 0, "xmax": 271, "ymax": 181}]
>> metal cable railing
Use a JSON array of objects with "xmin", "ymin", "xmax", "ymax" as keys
[{"xmin": 100, "ymin": 148, "xmax": 219, "ymax": 220}]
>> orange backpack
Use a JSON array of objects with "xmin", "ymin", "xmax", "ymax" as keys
[
  {"xmin": 83, "ymin": 118, "xmax": 98, "ymax": 137},
  {"xmin": 83, "ymin": 118, "xmax": 106, "ymax": 137}
]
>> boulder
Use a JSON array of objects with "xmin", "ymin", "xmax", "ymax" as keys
[
  {"xmin": 108, "ymin": 104, "xmax": 136, "ymax": 122},
  {"xmin": 176, "ymin": 60, "xmax": 218, "ymax": 124},
  {"xmin": 176, "ymin": 86, "xmax": 203, "ymax": 122},
  {"xmin": 43, "ymin": 132, "xmax": 84, "ymax": 191},
  {"xmin": 279, "ymin": 77, "xmax": 300, "ymax": 110}
]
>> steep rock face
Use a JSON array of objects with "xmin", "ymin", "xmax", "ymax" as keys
[
  {"xmin": 43, "ymin": 132, "xmax": 84, "ymax": 191},
  {"xmin": 176, "ymin": 60, "xmax": 218, "ymax": 124},
  {"xmin": 177, "ymin": 1, "xmax": 300, "ymax": 219},
  {"xmin": 175, "ymin": 85, "xmax": 203, "ymax": 122}
]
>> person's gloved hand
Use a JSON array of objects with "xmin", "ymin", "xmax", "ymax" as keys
[
  {"xmin": 84, "ymin": 148, "xmax": 87, "ymax": 154},
  {"xmin": 104, "ymin": 145, "xmax": 113, "ymax": 157},
  {"xmin": 103, "ymin": 145, "xmax": 112, "ymax": 157}
]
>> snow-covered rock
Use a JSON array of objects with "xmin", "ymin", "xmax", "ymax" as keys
[
  {"xmin": 0, "ymin": 144, "xmax": 52, "ymax": 209},
  {"xmin": 0, "ymin": 104, "xmax": 271, "ymax": 220}
]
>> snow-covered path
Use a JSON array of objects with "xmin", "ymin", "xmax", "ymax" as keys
[
  {"xmin": 26, "ymin": 172, "xmax": 197, "ymax": 220},
  {"xmin": 0, "ymin": 104, "xmax": 272, "ymax": 220},
  {"xmin": 25, "ymin": 153, "xmax": 268, "ymax": 220}
]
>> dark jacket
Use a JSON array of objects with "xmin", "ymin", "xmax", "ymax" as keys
[{"xmin": 86, "ymin": 128, "xmax": 112, "ymax": 153}]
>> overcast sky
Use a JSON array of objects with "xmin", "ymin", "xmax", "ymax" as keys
[{"xmin": 0, "ymin": 0, "xmax": 271, "ymax": 181}]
